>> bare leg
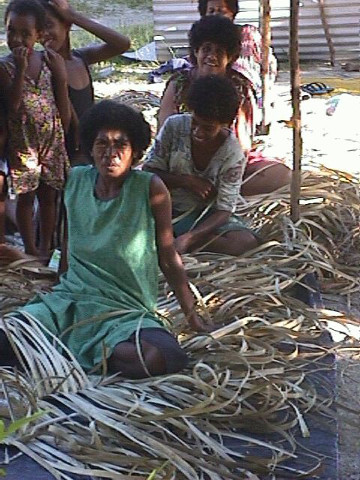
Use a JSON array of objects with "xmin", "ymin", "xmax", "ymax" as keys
[
  {"xmin": 241, "ymin": 162, "xmax": 292, "ymax": 196},
  {"xmin": 0, "ymin": 174, "xmax": 6, "ymax": 244},
  {"xmin": 5, "ymin": 197, "xmax": 17, "ymax": 230},
  {"xmin": 16, "ymin": 191, "xmax": 37, "ymax": 256},
  {"xmin": 197, "ymin": 230, "xmax": 259, "ymax": 256},
  {"xmin": 37, "ymin": 182, "xmax": 57, "ymax": 261},
  {"xmin": 108, "ymin": 339, "xmax": 166, "ymax": 379}
]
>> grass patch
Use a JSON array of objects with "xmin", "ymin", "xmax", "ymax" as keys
[
  {"xmin": 0, "ymin": 0, "xmax": 152, "ymax": 22},
  {"xmin": 71, "ymin": 21, "xmax": 154, "ymax": 53},
  {"xmin": 71, "ymin": 0, "xmax": 152, "ymax": 13},
  {"xmin": 0, "ymin": 21, "xmax": 154, "ymax": 63}
]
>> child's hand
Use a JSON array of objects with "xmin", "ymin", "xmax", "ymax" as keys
[
  {"xmin": 48, "ymin": 0, "xmax": 75, "ymax": 24},
  {"xmin": 44, "ymin": 48, "xmax": 67, "ymax": 83},
  {"xmin": 12, "ymin": 47, "xmax": 29, "ymax": 72}
]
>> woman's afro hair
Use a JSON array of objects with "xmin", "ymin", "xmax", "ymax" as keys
[
  {"xmin": 80, "ymin": 100, "xmax": 151, "ymax": 163},
  {"xmin": 5, "ymin": 0, "xmax": 46, "ymax": 31},
  {"xmin": 189, "ymin": 15, "xmax": 240, "ymax": 65},
  {"xmin": 187, "ymin": 74, "xmax": 240, "ymax": 125},
  {"xmin": 198, "ymin": 0, "xmax": 239, "ymax": 19}
]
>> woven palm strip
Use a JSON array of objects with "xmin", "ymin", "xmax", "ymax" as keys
[{"xmin": 0, "ymin": 167, "xmax": 359, "ymax": 479}]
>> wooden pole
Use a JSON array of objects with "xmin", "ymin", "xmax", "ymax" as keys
[
  {"xmin": 318, "ymin": 0, "xmax": 336, "ymax": 66},
  {"xmin": 290, "ymin": 0, "xmax": 302, "ymax": 223},
  {"xmin": 260, "ymin": 0, "xmax": 271, "ymax": 134}
]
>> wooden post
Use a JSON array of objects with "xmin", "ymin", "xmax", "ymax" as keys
[
  {"xmin": 318, "ymin": 0, "xmax": 336, "ymax": 66},
  {"xmin": 260, "ymin": 0, "xmax": 271, "ymax": 135},
  {"xmin": 290, "ymin": 0, "xmax": 302, "ymax": 223}
]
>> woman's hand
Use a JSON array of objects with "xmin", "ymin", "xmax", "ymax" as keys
[
  {"xmin": 12, "ymin": 47, "xmax": 29, "ymax": 73},
  {"xmin": 48, "ymin": 0, "xmax": 75, "ymax": 24},
  {"xmin": 187, "ymin": 311, "xmax": 213, "ymax": 333},
  {"xmin": 44, "ymin": 48, "xmax": 67, "ymax": 83},
  {"xmin": 185, "ymin": 176, "xmax": 217, "ymax": 201},
  {"xmin": 174, "ymin": 232, "xmax": 193, "ymax": 255}
]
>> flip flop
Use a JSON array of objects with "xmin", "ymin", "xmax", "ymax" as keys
[{"xmin": 301, "ymin": 82, "xmax": 334, "ymax": 95}]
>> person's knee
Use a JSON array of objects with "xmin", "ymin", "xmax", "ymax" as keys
[
  {"xmin": 241, "ymin": 162, "xmax": 291, "ymax": 196},
  {"xmin": 239, "ymin": 231, "xmax": 259, "ymax": 254},
  {"xmin": 109, "ymin": 340, "xmax": 167, "ymax": 378},
  {"xmin": 0, "ymin": 328, "xmax": 20, "ymax": 367},
  {"xmin": 273, "ymin": 164, "xmax": 292, "ymax": 187},
  {"xmin": 141, "ymin": 340, "xmax": 167, "ymax": 376},
  {"xmin": 227, "ymin": 230, "xmax": 259, "ymax": 255}
]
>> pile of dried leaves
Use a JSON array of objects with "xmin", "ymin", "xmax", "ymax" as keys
[{"xmin": 0, "ymin": 166, "xmax": 359, "ymax": 479}]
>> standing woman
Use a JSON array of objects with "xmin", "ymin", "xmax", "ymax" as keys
[{"xmin": 40, "ymin": 0, "xmax": 130, "ymax": 165}]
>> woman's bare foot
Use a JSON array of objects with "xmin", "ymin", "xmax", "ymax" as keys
[{"xmin": 0, "ymin": 244, "xmax": 33, "ymax": 266}]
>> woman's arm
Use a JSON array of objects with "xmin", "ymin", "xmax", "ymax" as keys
[
  {"xmin": 150, "ymin": 175, "xmax": 209, "ymax": 332},
  {"xmin": 157, "ymin": 80, "xmax": 178, "ymax": 131},
  {"xmin": 49, "ymin": 0, "xmax": 130, "ymax": 65},
  {"xmin": 145, "ymin": 166, "xmax": 216, "ymax": 200},
  {"xmin": 174, "ymin": 210, "xmax": 231, "ymax": 254},
  {"xmin": 0, "ymin": 50, "xmax": 27, "ymax": 114},
  {"xmin": 44, "ymin": 48, "xmax": 71, "ymax": 132}
]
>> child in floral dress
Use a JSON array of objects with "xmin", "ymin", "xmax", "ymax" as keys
[{"xmin": 0, "ymin": 0, "xmax": 70, "ymax": 261}]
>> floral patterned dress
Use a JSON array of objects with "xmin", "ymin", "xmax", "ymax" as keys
[{"xmin": 1, "ymin": 57, "xmax": 68, "ymax": 194}]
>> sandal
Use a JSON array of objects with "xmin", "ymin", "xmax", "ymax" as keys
[{"xmin": 301, "ymin": 82, "xmax": 334, "ymax": 95}]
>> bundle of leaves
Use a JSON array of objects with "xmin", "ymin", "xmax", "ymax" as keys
[{"xmin": 0, "ymin": 166, "xmax": 359, "ymax": 479}]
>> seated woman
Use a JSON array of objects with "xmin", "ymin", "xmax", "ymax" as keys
[
  {"xmin": 158, "ymin": 14, "xmax": 291, "ymax": 196},
  {"xmin": 144, "ymin": 75, "xmax": 259, "ymax": 257},
  {"xmin": 0, "ymin": 101, "xmax": 208, "ymax": 379},
  {"xmin": 158, "ymin": 15, "xmax": 254, "ymax": 151},
  {"xmin": 198, "ymin": 0, "xmax": 278, "ymax": 120}
]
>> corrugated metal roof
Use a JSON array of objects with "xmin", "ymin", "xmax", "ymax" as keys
[{"xmin": 153, "ymin": 0, "xmax": 360, "ymax": 62}]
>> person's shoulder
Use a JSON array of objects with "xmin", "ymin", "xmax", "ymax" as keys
[
  {"xmin": 132, "ymin": 169, "xmax": 166, "ymax": 190},
  {"xmin": 67, "ymin": 165, "xmax": 94, "ymax": 183},
  {"xmin": 223, "ymin": 130, "xmax": 244, "ymax": 156},
  {"xmin": 131, "ymin": 169, "xmax": 161, "ymax": 200},
  {"xmin": 164, "ymin": 113, "xmax": 191, "ymax": 131},
  {"xmin": 131, "ymin": 168, "xmax": 153, "ymax": 181},
  {"xmin": 166, "ymin": 67, "xmax": 193, "ymax": 96}
]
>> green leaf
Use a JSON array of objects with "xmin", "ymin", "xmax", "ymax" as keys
[
  {"xmin": 146, "ymin": 469, "xmax": 157, "ymax": 480},
  {"xmin": 6, "ymin": 410, "xmax": 48, "ymax": 436},
  {"xmin": 146, "ymin": 460, "xmax": 170, "ymax": 480},
  {"xmin": 0, "ymin": 420, "xmax": 6, "ymax": 442}
]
